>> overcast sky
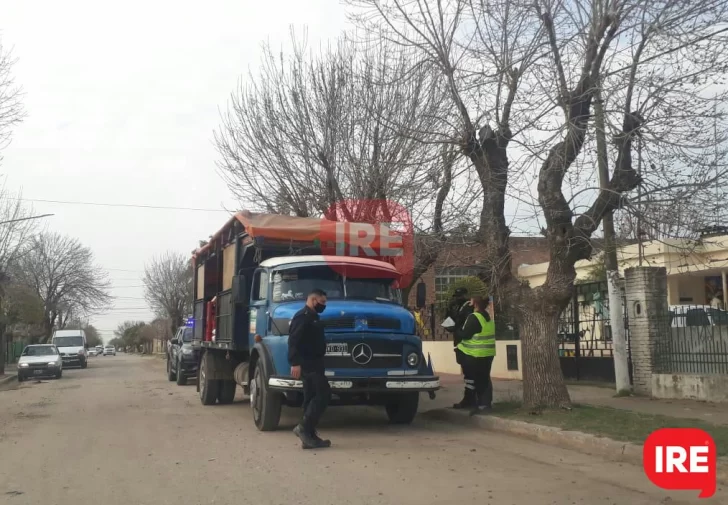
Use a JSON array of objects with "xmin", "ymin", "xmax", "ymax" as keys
[{"xmin": 2, "ymin": 0, "xmax": 347, "ymax": 342}]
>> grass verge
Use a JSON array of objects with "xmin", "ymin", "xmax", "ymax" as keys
[{"xmin": 490, "ymin": 402, "xmax": 728, "ymax": 458}]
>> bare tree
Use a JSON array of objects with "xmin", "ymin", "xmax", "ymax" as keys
[
  {"xmin": 347, "ymin": 0, "xmax": 728, "ymax": 408},
  {"xmin": 0, "ymin": 37, "xmax": 25, "ymax": 167},
  {"xmin": 215, "ymin": 31, "xmax": 471, "ymax": 288},
  {"xmin": 11, "ymin": 232, "xmax": 112, "ymax": 340},
  {"xmin": 142, "ymin": 251, "xmax": 192, "ymax": 339}
]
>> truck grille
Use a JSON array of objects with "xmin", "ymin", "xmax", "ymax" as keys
[{"xmin": 324, "ymin": 339, "xmax": 403, "ymax": 369}]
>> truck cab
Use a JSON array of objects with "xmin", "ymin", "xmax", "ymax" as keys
[{"xmin": 192, "ymin": 211, "xmax": 439, "ymax": 432}]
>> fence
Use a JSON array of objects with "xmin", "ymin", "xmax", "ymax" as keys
[
  {"xmin": 416, "ymin": 280, "xmax": 630, "ymax": 382},
  {"xmin": 654, "ymin": 305, "xmax": 728, "ymax": 375},
  {"xmin": 4, "ymin": 339, "xmax": 25, "ymax": 365}
]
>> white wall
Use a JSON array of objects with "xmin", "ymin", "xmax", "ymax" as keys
[{"xmin": 423, "ymin": 340, "xmax": 523, "ymax": 380}]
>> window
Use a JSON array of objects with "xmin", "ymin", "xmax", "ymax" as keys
[
  {"xmin": 253, "ymin": 270, "xmax": 268, "ymax": 301},
  {"xmin": 434, "ymin": 267, "xmax": 480, "ymax": 302}
]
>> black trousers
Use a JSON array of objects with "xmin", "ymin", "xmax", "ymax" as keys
[
  {"xmin": 459, "ymin": 351, "xmax": 494, "ymax": 407},
  {"xmin": 301, "ymin": 370, "xmax": 331, "ymax": 433}
]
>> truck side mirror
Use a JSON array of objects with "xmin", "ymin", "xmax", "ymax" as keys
[
  {"xmin": 416, "ymin": 282, "xmax": 426, "ymax": 309},
  {"xmin": 233, "ymin": 275, "xmax": 247, "ymax": 304}
]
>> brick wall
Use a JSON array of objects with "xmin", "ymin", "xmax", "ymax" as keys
[
  {"xmin": 624, "ymin": 266, "xmax": 668, "ymax": 395},
  {"xmin": 407, "ymin": 237, "xmax": 550, "ymax": 307}
]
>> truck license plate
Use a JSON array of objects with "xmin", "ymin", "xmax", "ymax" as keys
[
  {"xmin": 33, "ymin": 370, "xmax": 43, "ymax": 375},
  {"xmin": 326, "ymin": 343, "xmax": 348, "ymax": 355}
]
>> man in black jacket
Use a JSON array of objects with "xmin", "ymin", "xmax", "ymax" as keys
[{"xmin": 288, "ymin": 288, "xmax": 332, "ymax": 449}]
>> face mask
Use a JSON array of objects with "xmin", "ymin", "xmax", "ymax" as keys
[{"xmin": 314, "ymin": 303, "xmax": 326, "ymax": 314}]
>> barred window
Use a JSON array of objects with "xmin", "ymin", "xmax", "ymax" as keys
[{"xmin": 434, "ymin": 266, "xmax": 480, "ymax": 302}]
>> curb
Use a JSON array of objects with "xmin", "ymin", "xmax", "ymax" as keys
[
  {"xmin": 423, "ymin": 408, "xmax": 728, "ymax": 485},
  {"xmin": 0, "ymin": 374, "xmax": 17, "ymax": 386}
]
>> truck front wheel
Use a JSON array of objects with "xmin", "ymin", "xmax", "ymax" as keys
[
  {"xmin": 199, "ymin": 353, "xmax": 220, "ymax": 405},
  {"xmin": 385, "ymin": 392, "xmax": 420, "ymax": 424},
  {"xmin": 250, "ymin": 362, "xmax": 281, "ymax": 431}
]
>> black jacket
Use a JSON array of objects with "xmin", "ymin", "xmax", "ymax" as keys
[
  {"xmin": 454, "ymin": 311, "xmax": 491, "ymax": 347},
  {"xmin": 288, "ymin": 306, "xmax": 326, "ymax": 372},
  {"xmin": 446, "ymin": 297, "xmax": 473, "ymax": 334}
]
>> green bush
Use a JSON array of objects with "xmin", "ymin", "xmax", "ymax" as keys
[{"xmin": 437, "ymin": 276, "xmax": 488, "ymax": 318}]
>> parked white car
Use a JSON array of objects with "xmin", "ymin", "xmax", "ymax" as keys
[
  {"xmin": 669, "ymin": 305, "xmax": 728, "ymax": 327},
  {"xmin": 17, "ymin": 344, "xmax": 63, "ymax": 381}
]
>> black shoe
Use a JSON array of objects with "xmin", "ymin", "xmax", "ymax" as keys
[
  {"xmin": 312, "ymin": 431, "xmax": 331, "ymax": 448},
  {"xmin": 293, "ymin": 424, "xmax": 319, "ymax": 449},
  {"xmin": 452, "ymin": 400, "xmax": 475, "ymax": 409}
]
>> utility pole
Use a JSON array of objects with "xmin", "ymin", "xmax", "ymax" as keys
[{"xmin": 594, "ymin": 88, "xmax": 631, "ymax": 394}]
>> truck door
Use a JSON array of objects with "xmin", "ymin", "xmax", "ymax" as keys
[{"xmin": 248, "ymin": 268, "xmax": 269, "ymax": 343}]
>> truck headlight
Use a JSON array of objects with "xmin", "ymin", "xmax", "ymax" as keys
[
  {"xmin": 407, "ymin": 352, "xmax": 419, "ymax": 367},
  {"xmin": 182, "ymin": 347, "xmax": 193, "ymax": 355},
  {"xmin": 48, "ymin": 361, "xmax": 58, "ymax": 366},
  {"xmin": 19, "ymin": 363, "xmax": 29, "ymax": 368}
]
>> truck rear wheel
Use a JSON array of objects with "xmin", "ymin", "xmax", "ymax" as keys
[
  {"xmin": 199, "ymin": 352, "xmax": 220, "ymax": 405},
  {"xmin": 250, "ymin": 361, "xmax": 281, "ymax": 431},
  {"xmin": 385, "ymin": 392, "xmax": 420, "ymax": 424},
  {"xmin": 218, "ymin": 380, "xmax": 236, "ymax": 404}
]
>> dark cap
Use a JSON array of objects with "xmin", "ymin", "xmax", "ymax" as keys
[{"xmin": 453, "ymin": 287, "xmax": 468, "ymax": 297}]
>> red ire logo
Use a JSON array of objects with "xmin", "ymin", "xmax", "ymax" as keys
[
  {"xmin": 322, "ymin": 199, "xmax": 414, "ymax": 287},
  {"xmin": 643, "ymin": 428, "xmax": 717, "ymax": 498}
]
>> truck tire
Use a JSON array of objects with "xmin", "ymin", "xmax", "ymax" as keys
[
  {"xmin": 199, "ymin": 352, "xmax": 220, "ymax": 406},
  {"xmin": 80, "ymin": 358, "xmax": 88, "ymax": 369},
  {"xmin": 175, "ymin": 358, "xmax": 187, "ymax": 386},
  {"xmin": 218, "ymin": 380, "xmax": 236, "ymax": 404},
  {"xmin": 167, "ymin": 358, "xmax": 176, "ymax": 381},
  {"xmin": 250, "ymin": 361, "xmax": 281, "ymax": 432},
  {"xmin": 385, "ymin": 392, "xmax": 420, "ymax": 424}
]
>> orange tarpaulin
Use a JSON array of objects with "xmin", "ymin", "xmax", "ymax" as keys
[
  {"xmin": 196, "ymin": 211, "xmax": 405, "ymax": 256},
  {"xmin": 194, "ymin": 210, "xmax": 414, "ymax": 286}
]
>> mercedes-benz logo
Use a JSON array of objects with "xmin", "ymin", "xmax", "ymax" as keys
[{"xmin": 351, "ymin": 343, "xmax": 373, "ymax": 365}]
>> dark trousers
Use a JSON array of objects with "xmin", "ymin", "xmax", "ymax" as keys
[
  {"xmin": 459, "ymin": 352, "xmax": 494, "ymax": 407},
  {"xmin": 301, "ymin": 370, "xmax": 331, "ymax": 433}
]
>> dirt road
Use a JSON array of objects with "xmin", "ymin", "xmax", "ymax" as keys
[{"xmin": 0, "ymin": 354, "xmax": 724, "ymax": 505}]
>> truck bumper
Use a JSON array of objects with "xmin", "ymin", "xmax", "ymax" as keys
[{"xmin": 268, "ymin": 375, "xmax": 440, "ymax": 393}]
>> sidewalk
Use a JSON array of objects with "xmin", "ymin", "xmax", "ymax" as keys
[
  {"xmin": 0, "ymin": 363, "xmax": 17, "ymax": 385},
  {"xmin": 430, "ymin": 373, "xmax": 728, "ymax": 426}
]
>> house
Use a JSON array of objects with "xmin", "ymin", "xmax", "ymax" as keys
[{"xmin": 518, "ymin": 229, "xmax": 728, "ymax": 307}]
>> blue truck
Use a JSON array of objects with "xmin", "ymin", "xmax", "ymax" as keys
[{"xmin": 192, "ymin": 211, "xmax": 439, "ymax": 431}]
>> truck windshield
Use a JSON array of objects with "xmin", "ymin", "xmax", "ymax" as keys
[
  {"xmin": 271, "ymin": 265, "xmax": 397, "ymax": 303},
  {"xmin": 182, "ymin": 328, "xmax": 194, "ymax": 342},
  {"xmin": 52, "ymin": 336, "xmax": 84, "ymax": 347}
]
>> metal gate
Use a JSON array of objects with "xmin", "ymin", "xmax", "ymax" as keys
[{"xmin": 558, "ymin": 281, "xmax": 632, "ymax": 383}]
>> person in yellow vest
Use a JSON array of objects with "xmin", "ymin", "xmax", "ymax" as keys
[{"xmin": 452, "ymin": 295, "xmax": 495, "ymax": 414}]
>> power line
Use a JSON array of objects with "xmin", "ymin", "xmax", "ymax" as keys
[{"xmin": 15, "ymin": 197, "xmax": 233, "ymax": 213}]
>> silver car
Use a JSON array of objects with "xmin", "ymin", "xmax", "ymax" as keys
[{"xmin": 17, "ymin": 344, "xmax": 63, "ymax": 381}]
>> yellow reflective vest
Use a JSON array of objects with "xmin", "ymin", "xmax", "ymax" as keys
[{"xmin": 457, "ymin": 312, "xmax": 496, "ymax": 358}]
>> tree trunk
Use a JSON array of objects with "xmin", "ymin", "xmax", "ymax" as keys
[
  {"xmin": 0, "ymin": 324, "xmax": 6, "ymax": 376},
  {"xmin": 519, "ymin": 308, "xmax": 571, "ymax": 409}
]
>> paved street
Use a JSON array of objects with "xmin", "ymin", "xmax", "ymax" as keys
[{"xmin": 1, "ymin": 354, "xmax": 724, "ymax": 505}]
